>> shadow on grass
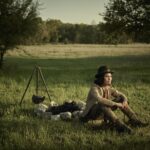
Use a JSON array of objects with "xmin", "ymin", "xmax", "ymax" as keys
[
  {"xmin": 0, "ymin": 117, "xmax": 150, "ymax": 150},
  {"xmin": 0, "ymin": 100, "xmax": 36, "ymax": 119},
  {"xmin": 18, "ymin": 107, "xmax": 36, "ymax": 117},
  {"xmin": 1, "ymin": 54, "xmax": 150, "ymax": 85},
  {"xmin": 0, "ymin": 101, "xmax": 18, "ymax": 118}
]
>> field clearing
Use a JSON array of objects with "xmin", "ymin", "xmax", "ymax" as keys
[
  {"xmin": 1, "ymin": 44, "xmax": 150, "ymax": 149},
  {"xmin": 6, "ymin": 44, "xmax": 150, "ymax": 58}
]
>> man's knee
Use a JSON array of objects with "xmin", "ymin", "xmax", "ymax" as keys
[{"xmin": 100, "ymin": 106, "xmax": 118, "ymax": 122}]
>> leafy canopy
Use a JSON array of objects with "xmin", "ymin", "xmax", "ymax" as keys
[
  {"xmin": 0, "ymin": 0, "xmax": 39, "ymax": 48},
  {"xmin": 104, "ymin": 0, "xmax": 150, "ymax": 32}
]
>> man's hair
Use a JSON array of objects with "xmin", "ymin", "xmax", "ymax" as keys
[{"xmin": 94, "ymin": 75, "xmax": 104, "ymax": 86}]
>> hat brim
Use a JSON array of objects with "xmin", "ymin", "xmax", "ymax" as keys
[{"xmin": 95, "ymin": 71, "xmax": 114, "ymax": 78}]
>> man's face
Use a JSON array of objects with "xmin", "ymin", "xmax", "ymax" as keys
[{"xmin": 103, "ymin": 73, "xmax": 112, "ymax": 86}]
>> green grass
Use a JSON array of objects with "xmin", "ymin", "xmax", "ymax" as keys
[{"xmin": 0, "ymin": 44, "xmax": 150, "ymax": 149}]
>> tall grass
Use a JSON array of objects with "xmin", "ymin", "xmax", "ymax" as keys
[{"xmin": 0, "ymin": 44, "xmax": 150, "ymax": 149}]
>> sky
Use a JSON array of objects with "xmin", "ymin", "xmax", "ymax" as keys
[{"xmin": 38, "ymin": 0, "xmax": 109, "ymax": 24}]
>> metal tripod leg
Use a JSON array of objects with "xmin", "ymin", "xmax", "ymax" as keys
[
  {"xmin": 19, "ymin": 67, "xmax": 36, "ymax": 106},
  {"xmin": 38, "ymin": 67, "xmax": 51, "ymax": 102},
  {"xmin": 36, "ymin": 66, "xmax": 39, "ymax": 96}
]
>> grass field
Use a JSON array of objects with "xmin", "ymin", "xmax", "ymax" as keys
[{"xmin": 0, "ymin": 44, "xmax": 150, "ymax": 149}]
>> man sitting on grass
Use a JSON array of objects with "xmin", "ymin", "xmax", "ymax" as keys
[{"xmin": 80, "ymin": 65, "xmax": 148, "ymax": 133}]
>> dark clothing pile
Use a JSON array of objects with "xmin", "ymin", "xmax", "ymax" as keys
[{"xmin": 46, "ymin": 101, "xmax": 81, "ymax": 115}]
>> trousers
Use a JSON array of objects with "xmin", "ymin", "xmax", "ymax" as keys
[{"xmin": 82, "ymin": 102, "xmax": 138, "ymax": 123}]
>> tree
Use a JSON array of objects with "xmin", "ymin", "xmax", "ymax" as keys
[
  {"xmin": 58, "ymin": 23, "xmax": 77, "ymax": 43},
  {"xmin": 103, "ymin": 0, "xmax": 150, "ymax": 42},
  {"xmin": 0, "ymin": 0, "xmax": 40, "ymax": 67},
  {"xmin": 46, "ymin": 19, "xmax": 62, "ymax": 43}
]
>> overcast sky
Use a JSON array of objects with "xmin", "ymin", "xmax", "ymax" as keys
[{"xmin": 38, "ymin": 0, "xmax": 109, "ymax": 24}]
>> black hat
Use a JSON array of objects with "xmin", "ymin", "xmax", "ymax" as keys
[{"xmin": 95, "ymin": 65, "xmax": 114, "ymax": 78}]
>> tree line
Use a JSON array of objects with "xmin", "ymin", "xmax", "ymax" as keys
[
  {"xmin": 22, "ymin": 0, "xmax": 150, "ymax": 45},
  {"xmin": 22, "ymin": 18, "xmax": 150, "ymax": 45}
]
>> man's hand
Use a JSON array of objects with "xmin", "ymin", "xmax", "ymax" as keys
[
  {"xmin": 115, "ymin": 103, "xmax": 124, "ymax": 109},
  {"xmin": 122, "ymin": 101, "xmax": 128, "ymax": 109}
]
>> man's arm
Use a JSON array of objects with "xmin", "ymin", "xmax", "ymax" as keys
[
  {"xmin": 111, "ymin": 88, "xmax": 128, "ymax": 108},
  {"xmin": 111, "ymin": 88, "xmax": 128, "ymax": 102},
  {"xmin": 90, "ymin": 86, "xmax": 121, "ymax": 108}
]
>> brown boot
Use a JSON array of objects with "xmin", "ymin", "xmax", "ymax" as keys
[{"xmin": 128, "ymin": 119, "xmax": 149, "ymax": 127}]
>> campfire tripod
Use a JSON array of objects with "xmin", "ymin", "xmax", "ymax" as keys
[{"xmin": 19, "ymin": 66, "xmax": 51, "ymax": 106}]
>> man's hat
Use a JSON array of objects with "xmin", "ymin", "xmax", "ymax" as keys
[{"xmin": 95, "ymin": 65, "xmax": 114, "ymax": 78}]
